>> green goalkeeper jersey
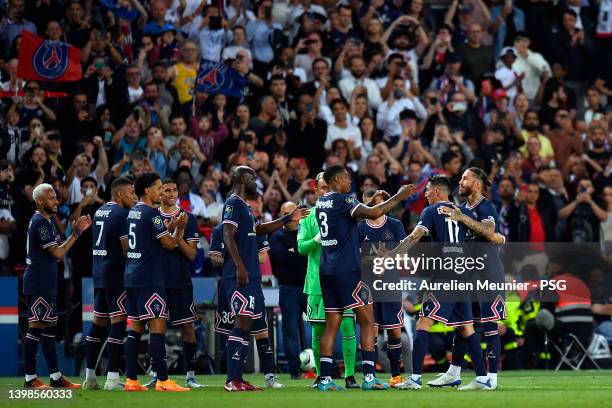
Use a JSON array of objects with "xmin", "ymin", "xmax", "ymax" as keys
[{"xmin": 297, "ymin": 210, "xmax": 321, "ymax": 295}]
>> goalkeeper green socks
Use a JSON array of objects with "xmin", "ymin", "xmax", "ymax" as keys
[{"xmin": 340, "ymin": 316, "xmax": 356, "ymax": 377}]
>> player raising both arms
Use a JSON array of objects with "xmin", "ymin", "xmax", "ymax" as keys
[
  {"xmin": 358, "ymin": 189, "xmax": 407, "ymax": 389},
  {"xmin": 391, "ymin": 175, "xmax": 493, "ymax": 391},
  {"xmin": 142, "ymin": 178, "xmax": 203, "ymax": 388},
  {"xmin": 315, "ymin": 165, "xmax": 416, "ymax": 391},
  {"xmin": 437, "ymin": 167, "xmax": 506, "ymax": 390},
  {"xmin": 298, "ymin": 172, "xmax": 359, "ymax": 389},
  {"xmin": 83, "ymin": 178, "xmax": 137, "ymax": 390},
  {"xmin": 121, "ymin": 172, "xmax": 189, "ymax": 392},
  {"xmin": 222, "ymin": 166, "xmax": 307, "ymax": 392},
  {"xmin": 24, "ymin": 184, "xmax": 91, "ymax": 389}
]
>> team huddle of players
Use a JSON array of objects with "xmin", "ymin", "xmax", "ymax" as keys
[{"xmin": 21, "ymin": 163, "xmax": 505, "ymax": 392}]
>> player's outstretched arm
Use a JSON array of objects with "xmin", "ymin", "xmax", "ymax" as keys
[
  {"xmin": 353, "ymin": 185, "xmax": 417, "ymax": 220},
  {"xmin": 223, "ymin": 222, "xmax": 250, "ymax": 286},
  {"xmin": 255, "ymin": 207, "xmax": 309, "ymax": 235},
  {"xmin": 46, "ymin": 215, "xmax": 92, "ymax": 260},
  {"xmin": 440, "ymin": 205, "xmax": 497, "ymax": 242},
  {"xmin": 376, "ymin": 226, "xmax": 426, "ymax": 259}
]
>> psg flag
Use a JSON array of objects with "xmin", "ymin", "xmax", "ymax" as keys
[
  {"xmin": 17, "ymin": 30, "xmax": 82, "ymax": 82},
  {"xmin": 195, "ymin": 59, "xmax": 247, "ymax": 98}
]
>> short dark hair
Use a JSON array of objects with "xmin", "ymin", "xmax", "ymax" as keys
[
  {"xmin": 441, "ymin": 151, "xmax": 460, "ymax": 166},
  {"xmin": 330, "ymin": 98, "xmax": 348, "ymax": 110},
  {"xmin": 270, "ymin": 74, "xmax": 286, "ymax": 83},
  {"xmin": 274, "ymin": 148, "xmax": 289, "ymax": 158},
  {"xmin": 161, "ymin": 177, "xmax": 176, "ymax": 185},
  {"xmin": 429, "ymin": 175, "xmax": 451, "ymax": 193},
  {"xmin": 562, "ymin": 8, "xmax": 578, "ymax": 18},
  {"xmin": 323, "ymin": 165, "xmax": 346, "ymax": 183},
  {"xmin": 111, "ymin": 177, "xmax": 133, "ymax": 194},
  {"xmin": 81, "ymin": 176, "xmax": 98, "ymax": 187},
  {"xmin": 134, "ymin": 172, "xmax": 161, "ymax": 198},
  {"xmin": 312, "ymin": 57, "xmax": 329, "ymax": 70}
]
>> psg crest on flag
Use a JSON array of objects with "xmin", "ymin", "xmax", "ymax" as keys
[
  {"xmin": 33, "ymin": 41, "xmax": 70, "ymax": 80},
  {"xmin": 195, "ymin": 59, "xmax": 247, "ymax": 98}
]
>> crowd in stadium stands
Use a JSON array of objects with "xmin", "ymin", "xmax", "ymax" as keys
[{"xmin": 0, "ymin": 0, "xmax": 611, "ymax": 372}]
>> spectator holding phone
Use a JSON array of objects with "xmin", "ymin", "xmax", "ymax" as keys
[
  {"xmin": 559, "ymin": 178, "xmax": 608, "ymax": 242},
  {"xmin": 197, "ymin": 4, "xmax": 230, "ymax": 62}
]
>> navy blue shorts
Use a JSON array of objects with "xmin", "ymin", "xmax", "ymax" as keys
[
  {"xmin": 475, "ymin": 295, "xmax": 506, "ymax": 323},
  {"xmin": 27, "ymin": 295, "xmax": 58, "ymax": 324},
  {"xmin": 220, "ymin": 279, "xmax": 268, "ymax": 336},
  {"xmin": 167, "ymin": 288, "xmax": 198, "ymax": 325},
  {"xmin": 320, "ymin": 273, "xmax": 372, "ymax": 313},
  {"xmin": 374, "ymin": 302, "xmax": 404, "ymax": 330},
  {"xmin": 126, "ymin": 287, "xmax": 168, "ymax": 321},
  {"xmin": 93, "ymin": 287, "xmax": 127, "ymax": 318},
  {"xmin": 214, "ymin": 282, "xmax": 233, "ymax": 335},
  {"xmin": 420, "ymin": 293, "xmax": 473, "ymax": 327}
]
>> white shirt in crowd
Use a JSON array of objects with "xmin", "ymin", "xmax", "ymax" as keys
[
  {"xmin": 127, "ymin": 86, "xmax": 143, "ymax": 104},
  {"xmin": 177, "ymin": 192, "xmax": 209, "ymax": 220},
  {"xmin": 376, "ymin": 97, "xmax": 427, "ymax": 139},
  {"xmin": 198, "ymin": 28, "xmax": 230, "ymax": 62},
  {"xmin": 67, "ymin": 173, "xmax": 99, "ymax": 205},
  {"xmin": 495, "ymin": 65, "xmax": 520, "ymax": 104},
  {"xmin": 0, "ymin": 208, "xmax": 14, "ymax": 260},
  {"xmin": 507, "ymin": 50, "xmax": 551, "ymax": 101},
  {"xmin": 325, "ymin": 122, "xmax": 363, "ymax": 150},
  {"xmin": 338, "ymin": 75, "xmax": 383, "ymax": 110}
]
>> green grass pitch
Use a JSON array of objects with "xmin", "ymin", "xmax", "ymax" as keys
[{"xmin": 1, "ymin": 371, "xmax": 611, "ymax": 408}]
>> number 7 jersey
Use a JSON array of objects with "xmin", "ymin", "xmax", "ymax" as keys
[{"xmin": 92, "ymin": 202, "xmax": 129, "ymax": 289}]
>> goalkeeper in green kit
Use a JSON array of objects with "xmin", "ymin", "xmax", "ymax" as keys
[{"xmin": 297, "ymin": 172, "xmax": 359, "ymax": 389}]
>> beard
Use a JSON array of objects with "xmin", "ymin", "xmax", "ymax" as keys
[
  {"xmin": 44, "ymin": 204, "xmax": 58, "ymax": 214},
  {"xmin": 459, "ymin": 185, "xmax": 472, "ymax": 197}
]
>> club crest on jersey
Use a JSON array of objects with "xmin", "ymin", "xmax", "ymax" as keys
[
  {"xmin": 153, "ymin": 216, "xmax": 164, "ymax": 229},
  {"xmin": 39, "ymin": 226, "xmax": 50, "ymax": 240},
  {"xmin": 346, "ymin": 197, "xmax": 355, "ymax": 204},
  {"xmin": 33, "ymin": 40, "xmax": 69, "ymax": 80},
  {"xmin": 224, "ymin": 205, "xmax": 234, "ymax": 218}
]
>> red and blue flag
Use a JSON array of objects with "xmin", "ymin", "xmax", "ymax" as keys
[
  {"xmin": 17, "ymin": 30, "xmax": 82, "ymax": 82},
  {"xmin": 195, "ymin": 59, "xmax": 247, "ymax": 98}
]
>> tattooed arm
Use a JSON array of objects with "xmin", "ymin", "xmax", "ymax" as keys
[{"xmin": 440, "ymin": 206, "xmax": 503, "ymax": 243}]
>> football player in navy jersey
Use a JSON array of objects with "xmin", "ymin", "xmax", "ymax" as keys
[
  {"xmin": 358, "ymin": 189, "xmax": 407, "ymax": 389},
  {"xmin": 211, "ymin": 223, "xmax": 283, "ymax": 388},
  {"xmin": 315, "ymin": 165, "xmax": 415, "ymax": 391},
  {"xmin": 390, "ymin": 175, "xmax": 492, "ymax": 391},
  {"xmin": 23, "ymin": 183, "xmax": 92, "ymax": 389},
  {"xmin": 139, "ymin": 178, "xmax": 202, "ymax": 389},
  {"xmin": 222, "ymin": 166, "xmax": 308, "ymax": 392},
  {"xmin": 439, "ymin": 167, "xmax": 506, "ymax": 390},
  {"xmin": 83, "ymin": 178, "xmax": 137, "ymax": 391},
  {"xmin": 121, "ymin": 172, "xmax": 190, "ymax": 392}
]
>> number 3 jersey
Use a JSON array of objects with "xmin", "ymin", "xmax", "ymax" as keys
[
  {"xmin": 315, "ymin": 192, "xmax": 363, "ymax": 277},
  {"xmin": 124, "ymin": 202, "xmax": 170, "ymax": 288},
  {"xmin": 92, "ymin": 202, "xmax": 129, "ymax": 289}
]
